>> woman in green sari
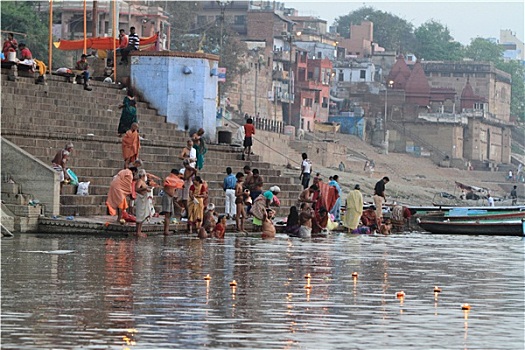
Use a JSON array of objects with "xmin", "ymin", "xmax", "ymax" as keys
[
  {"xmin": 192, "ymin": 128, "xmax": 207, "ymax": 170},
  {"xmin": 117, "ymin": 89, "xmax": 138, "ymax": 135}
]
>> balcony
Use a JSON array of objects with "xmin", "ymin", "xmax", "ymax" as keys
[
  {"xmin": 273, "ymin": 50, "xmax": 291, "ymax": 62},
  {"xmin": 297, "ymin": 80, "xmax": 323, "ymax": 91},
  {"xmin": 272, "ymin": 69, "xmax": 289, "ymax": 81}
]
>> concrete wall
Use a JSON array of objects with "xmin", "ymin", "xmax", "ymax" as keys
[
  {"xmin": 1, "ymin": 137, "xmax": 60, "ymax": 216},
  {"xmin": 250, "ymin": 128, "xmax": 348, "ymax": 169},
  {"xmin": 130, "ymin": 52, "xmax": 219, "ymax": 142}
]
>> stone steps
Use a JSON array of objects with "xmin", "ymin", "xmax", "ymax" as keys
[{"xmin": 2, "ymin": 73, "xmax": 303, "ymax": 217}]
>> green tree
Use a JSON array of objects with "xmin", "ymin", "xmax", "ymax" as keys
[
  {"xmin": 414, "ymin": 20, "xmax": 463, "ymax": 61},
  {"xmin": 1, "ymin": 1, "xmax": 69, "ymax": 68},
  {"xmin": 334, "ymin": 6, "xmax": 417, "ymax": 52},
  {"xmin": 497, "ymin": 60, "xmax": 525, "ymax": 122},
  {"xmin": 464, "ymin": 38, "xmax": 504, "ymax": 63},
  {"xmin": 155, "ymin": 1, "xmax": 247, "ymax": 97}
]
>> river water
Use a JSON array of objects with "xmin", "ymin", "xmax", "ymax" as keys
[{"xmin": 1, "ymin": 232, "xmax": 524, "ymax": 349}]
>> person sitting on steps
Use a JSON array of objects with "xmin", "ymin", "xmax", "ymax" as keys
[{"xmin": 75, "ymin": 54, "xmax": 92, "ymax": 91}]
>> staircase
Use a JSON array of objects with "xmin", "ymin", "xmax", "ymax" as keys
[{"xmin": 1, "ymin": 73, "xmax": 302, "ymax": 218}]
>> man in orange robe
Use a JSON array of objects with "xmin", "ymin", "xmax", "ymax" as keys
[
  {"xmin": 106, "ymin": 167, "xmax": 138, "ymax": 222},
  {"xmin": 122, "ymin": 122, "xmax": 140, "ymax": 169}
]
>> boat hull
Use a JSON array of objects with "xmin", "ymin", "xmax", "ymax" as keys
[
  {"xmin": 421, "ymin": 210, "xmax": 525, "ymax": 222},
  {"xmin": 418, "ymin": 219, "xmax": 525, "ymax": 236}
]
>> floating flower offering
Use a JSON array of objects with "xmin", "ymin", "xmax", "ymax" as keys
[
  {"xmin": 229, "ymin": 280, "xmax": 237, "ymax": 287},
  {"xmin": 396, "ymin": 291, "xmax": 406, "ymax": 298},
  {"xmin": 304, "ymin": 273, "xmax": 311, "ymax": 279},
  {"xmin": 352, "ymin": 272, "xmax": 358, "ymax": 278},
  {"xmin": 434, "ymin": 286, "xmax": 442, "ymax": 293},
  {"xmin": 204, "ymin": 274, "xmax": 211, "ymax": 280}
]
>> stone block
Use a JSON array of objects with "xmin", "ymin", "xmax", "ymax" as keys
[
  {"xmin": 1, "ymin": 183, "xmax": 20, "ymax": 194},
  {"xmin": 1, "ymin": 192, "xmax": 31, "ymax": 205},
  {"xmin": 14, "ymin": 216, "xmax": 39, "ymax": 232},
  {"xmin": 5, "ymin": 204, "xmax": 43, "ymax": 218}
]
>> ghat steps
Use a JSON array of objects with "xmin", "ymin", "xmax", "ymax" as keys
[{"xmin": 1, "ymin": 73, "xmax": 302, "ymax": 217}]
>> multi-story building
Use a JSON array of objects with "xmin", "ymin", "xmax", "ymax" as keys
[
  {"xmin": 383, "ymin": 56, "xmax": 513, "ymax": 166},
  {"xmin": 500, "ymin": 29, "xmax": 524, "ymax": 61},
  {"xmin": 293, "ymin": 52, "xmax": 332, "ymax": 131},
  {"xmin": 45, "ymin": 1, "xmax": 167, "ymax": 42}
]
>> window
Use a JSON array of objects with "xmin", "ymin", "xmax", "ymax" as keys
[
  {"xmin": 338, "ymin": 70, "xmax": 344, "ymax": 82},
  {"xmin": 360, "ymin": 70, "xmax": 366, "ymax": 79},
  {"xmin": 308, "ymin": 71, "xmax": 314, "ymax": 80},
  {"xmin": 317, "ymin": 52, "xmax": 322, "ymax": 59},
  {"xmin": 453, "ymin": 73, "xmax": 463, "ymax": 77},
  {"xmin": 441, "ymin": 72, "xmax": 451, "ymax": 77},
  {"xmin": 234, "ymin": 15, "xmax": 246, "ymax": 25},
  {"xmin": 322, "ymin": 97, "xmax": 328, "ymax": 108}
]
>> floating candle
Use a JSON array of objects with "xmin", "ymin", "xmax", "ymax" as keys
[
  {"xmin": 229, "ymin": 280, "xmax": 237, "ymax": 287},
  {"xmin": 352, "ymin": 272, "xmax": 358, "ymax": 278},
  {"xmin": 304, "ymin": 273, "xmax": 311, "ymax": 279},
  {"xmin": 396, "ymin": 291, "xmax": 406, "ymax": 298},
  {"xmin": 461, "ymin": 304, "xmax": 471, "ymax": 310},
  {"xmin": 304, "ymin": 284, "xmax": 312, "ymax": 289},
  {"xmin": 204, "ymin": 274, "xmax": 211, "ymax": 280},
  {"xmin": 434, "ymin": 286, "xmax": 442, "ymax": 293}
]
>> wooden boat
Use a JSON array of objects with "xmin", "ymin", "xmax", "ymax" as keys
[
  {"xmin": 417, "ymin": 217, "xmax": 525, "ymax": 236},
  {"xmin": 421, "ymin": 209, "xmax": 525, "ymax": 221},
  {"xmin": 408, "ymin": 205, "xmax": 525, "ymax": 216}
]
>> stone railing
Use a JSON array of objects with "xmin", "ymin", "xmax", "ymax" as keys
[
  {"xmin": 1, "ymin": 137, "xmax": 60, "ymax": 216},
  {"xmin": 252, "ymin": 117, "xmax": 286, "ymax": 134}
]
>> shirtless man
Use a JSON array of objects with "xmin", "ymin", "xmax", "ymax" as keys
[
  {"xmin": 298, "ymin": 203, "xmax": 313, "ymax": 238},
  {"xmin": 261, "ymin": 209, "xmax": 276, "ymax": 239},
  {"xmin": 298, "ymin": 184, "xmax": 318, "ymax": 207},
  {"xmin": 160, "ymin": 169, "xmax": 184, "ymax": 236},
  {"xmin": 179, "ymin": 139, "xmax": 197, "ymax": 169},
  {"xmin": 181, "ymin": 159, "xmax": 197, "ymax": 218}
]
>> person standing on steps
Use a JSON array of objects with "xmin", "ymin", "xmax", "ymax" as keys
[
  {"xmin": 122, "ymin": 122, "xmax": 140, "ymax": 169},
  {"xmin": 223, "ymin": 167, "xmax": 237, "ymax": 219},
  {"xmin": 134, "ymin": 169, "xmax": 151, "ymax": 238},
  {"xmin": 106, "ymin": 167, "xmax": 138, "ymax": 223},
  {"xmin": 120, "ymin": 26, "xmax": 139, "ymax": 65},
  {"xmin": 117, "ymin": 88, "xmax": 138, "ymax": 135},
  {"xmin": 510, "ymin": 185, "xmax": 518, "ymax": 206},
  {"xmin": 300, "ymin": 153, "xmax": 312, "ymax": 189},
  {"xmin": 75, "ymin": 54, "xmax": 92, "ymax": 91},
  {"xmin": 373, "ymin": 176, "xmax": 390, "ymax": 226},
  {"xmin": 160, "ymin": 169, "xmax": 184, "ymax": 236},
  {"xmin": 242, "ymin": 118, "xmax": 255, "ymax": 161},
  {"xmin": 192, "ymin": 128, "xmax": 207, "ymax": 170},
  {"xmin": 179, "ymin": 139, "xmax": 197, "ymax": 169},
  {"xmin": 2, "ymin": 32, "xmax": 17, "ymax": 62}
]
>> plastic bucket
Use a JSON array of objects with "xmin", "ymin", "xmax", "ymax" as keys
[{"xmin": 7, "ymin": 52, "xmax": 16, "ymax": 62}]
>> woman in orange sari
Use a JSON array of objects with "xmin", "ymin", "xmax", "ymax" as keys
[
  {"xmin": 106, "ymin": 167, "xmax": 138, "ymax": 222},
  {"xmin": 188, "ymin": 176, "xmax": 206, "ymax": 234},
  {"xmin": 122, "ymin": 123, "xmax": 140, "ymax": 169}
]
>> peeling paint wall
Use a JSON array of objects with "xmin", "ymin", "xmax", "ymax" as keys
[{"xmin": 130, "ymin": 54, "xmax": 219, "ymax": 141}]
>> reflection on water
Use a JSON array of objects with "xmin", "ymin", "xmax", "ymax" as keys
[{"xmin": 2, "ymin": 233, "xmax": 524, "ymax": 349}]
